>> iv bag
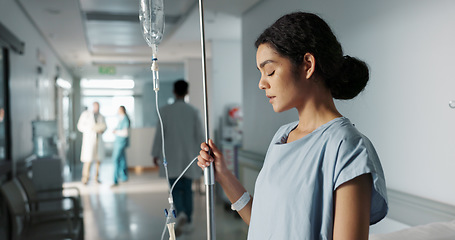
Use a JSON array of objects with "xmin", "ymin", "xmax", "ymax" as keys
[{"xmin": 139, "ymin": 0, "xmax": 165, "ymax": 48}]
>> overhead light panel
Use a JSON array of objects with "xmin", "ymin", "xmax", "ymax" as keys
[
  {"xmin": 81, "ymin": 79, "xmax": 135, "ymax": 89},
  {"xmin": 82, "ymin": 89, "xmax": 134, "ymax": 96},
  {"xmin": 56, "ymin": 77, "xmax": 72, "ymax": 89}
]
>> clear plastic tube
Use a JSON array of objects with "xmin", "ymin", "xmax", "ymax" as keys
[
  {"xmin": 155, "ymin": 92, "xmax": 170, "ymax": 189},
  {"xmin": 170, "ymin": 157, "xmax": 198, "ymax": 195},
  {"xmin": 151, "ymin": 57, "xmax": 159, "ymax": 91},
  {"xmin": 139, "ymin": 0, "xmax": 165, "ymax": 48},
  {"xmin": 140, "ymin": 2, "xmax": 200, "ymax": 239}
]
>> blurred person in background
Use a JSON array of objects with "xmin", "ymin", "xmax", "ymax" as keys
[
  {"xmin": 111, "ymin": 105, "xmax": 131, "ymax": 187},
  {"xmin": 77, "ymin": 101, "xmax": 106, "ymax": 184},
  {"xmin": 152, "ymin": 79, "xmax": 204, "ymax": 236}
]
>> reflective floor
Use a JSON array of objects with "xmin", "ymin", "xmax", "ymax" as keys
[{"xmin": 65, "ymin": 162, "xmax": 248, "ymax": 240}]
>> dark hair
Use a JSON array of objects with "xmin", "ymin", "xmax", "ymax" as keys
[
  {"xmin": 174, "ymin": 79, "xmax": 188, "ymax": 97},
  {"xmin": 119, "ymin": 105, "xmax": 127, "ymax": 114},
  {"xmin": 255, "ymin": 12, "xmax": 369, "ymax": 100},
  {"xmin": 119, "ymin": 105, "xmax": 130, "ymax": 126}
]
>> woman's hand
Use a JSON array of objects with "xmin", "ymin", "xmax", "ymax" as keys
[
  {"xmin": 198, "ymin": 139, "xmax": 253, "ymax": 225},
  {"xmin": 197, "ymin": 139, "xmax": 229, "ymax": 181}
]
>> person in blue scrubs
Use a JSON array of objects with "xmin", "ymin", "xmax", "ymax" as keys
[
  {"xmin": 111, "ymin": 106, "xmax": 130, "ymax": 187},
  {"xmin": 198, "ymin": 12, "xmax": 388, "ymax": 239}
]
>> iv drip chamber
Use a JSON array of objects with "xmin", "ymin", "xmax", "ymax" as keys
[{"xmin": 139, "ymin": 0, "xmax": 165, "ymax": 47}]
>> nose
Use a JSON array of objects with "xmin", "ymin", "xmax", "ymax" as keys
[{"xmin": 258, "ymin": 76, "xmax": 269, "ymax": 90}]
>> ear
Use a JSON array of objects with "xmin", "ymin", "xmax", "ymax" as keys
[{"xmin": 302, "ymin": 53, "xmax": 316, "ymax": 79}]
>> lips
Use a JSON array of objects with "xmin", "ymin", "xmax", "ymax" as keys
[{"xmin": 266, "ymin": 95, "xmax": 275, "ymax": 103}]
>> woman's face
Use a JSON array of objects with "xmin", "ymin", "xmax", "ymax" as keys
[{"xmin": 256, "ymin": 43, "xmax": 307, "ymax": 113}]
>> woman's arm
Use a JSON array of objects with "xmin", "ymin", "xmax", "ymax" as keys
[
  {"xmin": 198, "ymin": 139, "xmax": 253, "ymax": 225},
  {"xmin": 217, "ymin": 167, "xmax": 253, "ymax": 225},
  {"xmin": 333, "ymin": 173, "xmax": 372, "ymax": 240},
  {"xmin": 114, "ymin": 128, "xmax": 128, "ymax": 137}
]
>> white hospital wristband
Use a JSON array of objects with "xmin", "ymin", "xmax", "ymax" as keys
[{"xmin": 231, "ymin": 192, "xmax": 250, "ymax": 211}]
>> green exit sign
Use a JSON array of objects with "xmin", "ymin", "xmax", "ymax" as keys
[{"xmin": 98, "ymin": 66, "xmax": 116, "ymax": 75}]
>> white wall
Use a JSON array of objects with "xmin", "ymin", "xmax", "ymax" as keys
[
  {"xmin": 211, "ymin": 40, "xmax": 242, "ymax": 133},
  {"xmin": 184, "ymin": 58, "xmax": 212, "ymax": 138},
  {"xmin": 0, "ymin": 0, "xmax": 72, "ymax": 165},
  {"xmin": 242, "ymin": 0, "xmax": 455, "ymax": 205}
]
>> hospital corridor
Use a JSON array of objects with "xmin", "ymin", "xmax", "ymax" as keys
[{"xmin": 2, "ymin": 0, "xmax": 455, "ymax": 239}]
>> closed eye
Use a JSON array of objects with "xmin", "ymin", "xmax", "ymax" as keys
[{"xmin": 267, "ymin": 70, "xmax": 275, "ymax": 76}]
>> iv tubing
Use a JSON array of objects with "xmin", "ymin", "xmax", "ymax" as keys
[
  {"xmin": 150, "ymin": 53, "xmax": 171, "ymax": 191},
  {"xmin": 153, "ymin": 59, "xmax": 176, "ymax": 240},
  {"xmin": 161, "ymin": 156, "xmax": 198, "ymax": 240},
  {"xmin": 142, "ymin": 0, "xmax": 216, "ymax": 238},
  {"xmin": 156, "ymin": 79, "xmax": 199, "ymax": 239},
  {"xmin": 170, "ymin": 157, "xmax": 198, "ymax": 195},
  {"xmin": 154, "ymin": 70, "xmax": 170, "ymax": 190}
]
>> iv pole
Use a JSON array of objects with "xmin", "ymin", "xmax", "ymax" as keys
[{"xmin": 197, "ymin": 0, "xmax": 216, "ymax": 239}]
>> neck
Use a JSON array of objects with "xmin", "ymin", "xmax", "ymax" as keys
[{"xmin": 294, "ymin": 86, "xmax": 342, "ymax": 134}]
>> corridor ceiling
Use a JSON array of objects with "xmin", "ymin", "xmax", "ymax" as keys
[{"xmin": 16, "ymin": 0, "xmax": 261, "ymax": 79}]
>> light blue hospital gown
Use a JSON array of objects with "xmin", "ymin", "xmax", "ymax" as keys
[{"xmin": 247, "ymin": 117, "xmax": 388, "ymax": 240}]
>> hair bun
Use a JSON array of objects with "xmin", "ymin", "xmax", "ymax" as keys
[{"xmin": 329, "ymin": 55, "xmax": 369, "ymax": 100}]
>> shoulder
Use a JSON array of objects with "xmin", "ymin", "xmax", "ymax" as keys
[
  {"xmin": 159, "ymin": 104, "xmax": 173, "ymax": 112},
  {"xmin": 273, "ymin": 121, "xmax": 299, "ymax": 140},
  {"xmin": 277, "ymin": 121, "xmax": 299, "ymax": 133},
  {"xmin": 160, "ymin": 102, "xmax": 199, "ymax": 116},
  {"xmin": 181, "ymin": 102, "xmax": 199, "ymax": 111},
  {"xmin": 326, "ymin": 118, "xmax": 378, "ymax": 163},
  {"xmin": 325, "ymin": 117, "xmax": 369, "ymax": 144},
  {"xmin": 181, "ymin": 102, "xmax": 201, "ymax": 115},
  {"xmin": 80, "ymin": 110, "xmax": 91, "ymax": 118}
]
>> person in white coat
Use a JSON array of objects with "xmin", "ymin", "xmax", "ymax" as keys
[
  {"xmin": 77, "ymin": 101, "xmax": 106, "ymax": 184},
  {"xmin": 152, "ymin": 80, "xmax": 204, "ymax": 236}
]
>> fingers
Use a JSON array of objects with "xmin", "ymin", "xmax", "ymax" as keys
[
  {"xmin": 197, "ymin": 156, "xmax": 210, "ymax": 169},
  {"xmin": 197, "ymin": 154, "xmax": 212, "ymax": 169},
  {"xmin": 208, "ymin": 139, "xmax": 223, "ymax": 159},
  {"xmin": 200, "ymin": 142, "xmax": 209, "ymax": 152},
  {"xmin": 199, "ymin": 148, "xmax": 213, "ymax": 161},
  {"xmin": 208, "ymin": 139, "xmax": 218, "ymax": 152},
  {"xmin": 198, "ymin": 140, "xmax": 216, "ymax": 169},
  {"xmin": 200, "ymin": 139, "xmax": 219, "ymax": 152}
]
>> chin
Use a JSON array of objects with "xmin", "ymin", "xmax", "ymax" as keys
[
  {"xmin": 272, "ymin": 106, "xmax": 284, "ymax": 113},
  {"xmin": 272, "ymin": 104, "xmax": 292, "ymax": 113}
]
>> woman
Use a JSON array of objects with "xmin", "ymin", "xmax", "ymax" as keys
[
  {"xmin": 111, "ymin": 105, "xmax": 130, "ymax": 187},
  {"xmin": 197, "ymin": 12, "xmax": 388, "ymax": 239}
]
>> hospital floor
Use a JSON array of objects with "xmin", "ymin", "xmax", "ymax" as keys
[{"xmin": 65, "ymin": 161, "xmax": 248, "ymax": 240}]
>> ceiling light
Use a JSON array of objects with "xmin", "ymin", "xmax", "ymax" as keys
[
  {"xmin": 82, "ymin": 89, "xmax": 134, "ymax": 96},
  {"xmin": 81, "ymin": 79, "xmax": 135, "ymax": 89},
  {"xmin": 56, "ymin": 77, "xmax": 72, "ymax": 89}
]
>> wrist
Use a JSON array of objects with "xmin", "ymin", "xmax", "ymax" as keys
[
  {"xmin": 217, "ymin": 167, "xmax": 234, "ymax": 184},
  {"xmin": 231, "ymin": 192, "xmax": 250, "ymax": 211}
]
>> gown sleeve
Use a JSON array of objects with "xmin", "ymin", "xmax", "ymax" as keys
[{"xmin": 333, "ymin": 134, "xmax": 389, "ymax": 225}]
